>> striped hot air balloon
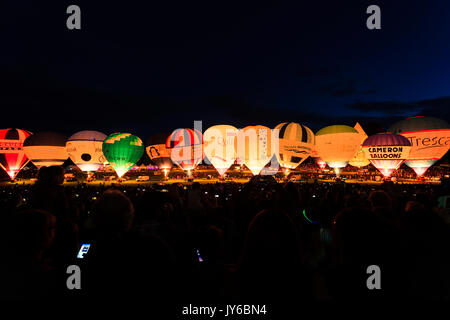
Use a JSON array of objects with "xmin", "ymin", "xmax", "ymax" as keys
[
  {"xmin": 23, "ymin": 132, "xmax": 68, "ymax": 169},
  {"xmin": 102, "ymin": 133, "xmax": 145, "ymax": 178},
  {"xmin": 274, "ymin": 122, "xmax": 314, "ymax": 169},
  {"xmin": 362, "ymin": 133, "xmax": 412, "ymax": 177},
  {"xmin": 166, "ymin": 128, "xmax": 203, "ymax": 172},
  {"xmin": 0, "ymin": 128, "xmax": 32, "ymax": 179}
]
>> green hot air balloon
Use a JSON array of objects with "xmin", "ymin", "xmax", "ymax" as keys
[{"xmin": 102, "ymin": 133, "xmax": 144, "ymax": 177}]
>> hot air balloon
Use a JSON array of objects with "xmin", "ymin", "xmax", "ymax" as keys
[
  {"xmin": 102, "ymin": 133, "xmax": 144, "ymax": 178},
  {"xmin": 362, "ymin": 133, "xmax": 412, "ymax": 178},
  {"xmin": 23, "ymin": 132, "xmax": 68, "ymax": 168},
  {"xmin": 315, "ymin": 125, "xmax": 360, "ymax": 176},
  {"xmin": 237, "ymin": 125, "xmax": 275, "ymax": 175},
  {"xmin": 166, "ymin": 128, "xmax": 203, "ymax": 174},
  {"xmin": 274, "ymin": 122, "xmax": 314, "ymax": 169},
  {"xmin": 349, "ymin": 122, "xmax": 370, "ymax": 168},
  {"xmin": 203, "ymin": 125, "xmax": 238, "ymax": 176},
  {"xmin": 146, "ymin": 133, "xmax": 173, "ymax": 171},
  {"xmin": 388, "ymin": 116, "xmax": 450, "ymax": 176},
  {"xmin": 0, "ymin": 128, "xmax": 32, "ymax": 179},
  {"xmin": 66, "ymin": 131, "xmax": 107, "ymax": 172}
]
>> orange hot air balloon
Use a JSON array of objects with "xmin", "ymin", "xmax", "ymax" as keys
[
  {"xmin": 362, "ymin": 133, "xmax": 412, "ymax": 177},
  {"xmin": 23, "ymin": 132, "xmax": 68, "ymax": 168},
  {"xmin": 203, "ymin": 125, "xmax": 238, "ymax": 176},
  {"xmin": 237, "ymin": 125, "xmax": 275, "ymax": 175},
  {"xmin": 388, "ymin": 116, "xmax": 450, "ymax": 176},
  {"xmin": 315, "ymin": 125, "xmax": 360, "ymax": 176},
  {"xmin": 349, "ymin": 122, "xmax": 370, "ymax": 168}
]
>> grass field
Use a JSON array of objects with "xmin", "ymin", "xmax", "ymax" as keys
[{"xmin": 0, "ymin": 177, "xmax": 441, "ymax": 187}]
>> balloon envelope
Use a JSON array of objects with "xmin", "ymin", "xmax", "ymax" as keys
[
  {"xmin": 203, "ymin": 125, "xmax": 238, "ymax": 176},
  {"xmin": 23, "ymin": 132, "xmax": 68, "ymax": 168},
  {"xmin": 274, "ymin": 122, "xmax": 314, "ymax": 169},
  {"xmin": 315, "ymin": 125, "xmax": 360, "ymax": 171},
  {"xmin": 166, "ymin": 128, "xmax": 203, "ymax": 171},
  {"xmin": 362, "ymin": 133, "xmax": 412, "ymax": 177},
  {"xmin": 0, "ymin": 128, "xmax": 32, "ymax": 179},
  {"xmin": 66, "ymin": 131, "xmax": 107, "ymax": 172},
  {"xmin": 388, "ymin": 116, "xmax": 450, "ymax": 176},
  {"xmin": 349, "ymin": 123, "xmax": 370, "ymax": 168},
  {"xmin": 237, "ymin": 125, "xmax": 275, "ymax": 175},
  {"xmin": 146, "ymin": 133, "xmax": 173, "ymax": 169},
  {"xmin": 102, "ymin": 133, "xmax": 144, "ymax": 177}
]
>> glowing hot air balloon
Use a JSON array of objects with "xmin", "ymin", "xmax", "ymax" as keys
[
  {"xmin": 23, "ymin": 132, "xmax": 68, "ymax": 168},
  {"xmin": 102, "ymin": 133, "xmax": 144, "ymax": 178},
  {"xmin": 0, "ymin": 128, "xmax": 32, "ymax": 179},
  {"xmin": 203, "ymin": 125, "xmax": 238, "ymax": 176},
  {"xmin": 166, "ymin": 128, "xmax": 203, "ymax": 173},
  {"xmin": 388, "ymin": 116, "xmax": 450, "ymax": 176},
  {"xmin": 349, "ymin": 122, "xmax": 370, "ymax": 168},
  {"xmin": 274, "ymin": 122, "xmax": 314, "ymax": 169},
  {"xmin": 66, "ymin": 131, "xmax": 107, "ymax": 172},
  {"xmin": 237, "ymin": 125, "xmax": 275, "ymax": 175},
  {"xmin": 315, "ymin": 125, "xmax": 360, "ymax": 176},
  {"xmin": 146, "ymin": 133, "xmax": 173, "ymax": 170},
  {"xmin": 362, "ymin": 133, "xmax": 411, "ymax": 178}
]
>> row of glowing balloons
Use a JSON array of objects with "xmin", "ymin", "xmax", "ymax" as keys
[{"xmin": 0, "ymin": 116, "xmax": 448, "ymax": 180}]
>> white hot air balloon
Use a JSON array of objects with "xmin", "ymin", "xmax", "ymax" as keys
[
  {"xmin": 203, "ymin": 125, "xmax": 238, "ymax": 176},
  {"xmin": 237, "ymin": 125, "xmax": 276, "ymax": 175},
  {"xmin": 66, "ymin": 130, "xmax": 107, "ymax": 172}
]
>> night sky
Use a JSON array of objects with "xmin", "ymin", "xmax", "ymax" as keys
[{"xmin": 2, "ymin": 0, "xmax": 450, "ymax": 139}]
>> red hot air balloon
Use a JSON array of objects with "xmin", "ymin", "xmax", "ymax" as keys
[
  {"xmin": 362, "ymin": 133, "xmax": 412, "ymax": 178},
  {"xmin": 166, "ymin": 128, "xmax": 203, "ymax": 173},
  {"xmin": 0, "ymin": 128, "xmax": 32, "ymax": 180}
]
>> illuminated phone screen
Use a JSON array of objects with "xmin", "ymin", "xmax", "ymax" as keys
[{"xmin": 77, "ymin": 244, "xmax": 91, "ymax": 259}]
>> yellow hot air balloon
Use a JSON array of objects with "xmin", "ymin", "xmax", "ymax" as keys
[
  {"xmin": 203, "ymin": 125, "xmax": 238, "ymax": 176},
  {"xmin": 315, "ymin": 125, "xmax": 360, "ymax": 176},
  {"xmin": 274, "ymin": 122, "xmax": 314, "ymax": 169},
  {"xmin": 237, "ymin": 125, "xmax": 275, "ymax": 175},
  {"xmin": 349, "ymin": 122, "xmax": 370, "ymax": 168}
]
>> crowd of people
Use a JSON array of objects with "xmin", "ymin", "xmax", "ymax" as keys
[{"xmin": 1, "ymin": 166, "xmax": 450, "ymax": 302}]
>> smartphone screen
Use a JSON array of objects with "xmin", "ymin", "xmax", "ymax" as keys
[{"xmin": 77, "ymin": 243, "xmax": 91, "ymax": 259}]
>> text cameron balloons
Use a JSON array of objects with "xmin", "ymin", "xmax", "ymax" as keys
[
  {"xmin": 203, "ymin": 125, "xmax": 238, "ymax": 176},
  {"xmin": 362, "ymin": 133, "xmax": 412, "ymax": 177},
  {"xmin": 315, "ymin": 125, "xmax": 360, "ymax": 174},
  {"xmin": 274, "ymin": 122, "xmax": 314, "ymax": 169},
  {"xmin": 0, "ymin": 128, "xmax": 32, "ymax": 179},
  {"xmin": 66, "ymin": 130, "xmax": 107, "ymax": 172},
  {"xmin": 237, "ymin": 125, "xmax": 275, "ymax": 175},
  {"xmin": 388, "ymin": 116, "xmax": 450, "ymax": 176},
  {"xmin": 102, "ymin": 133, "xmax": 144, "ymax": 177},
  {"xmin": 23, "ymin": 132, "xmax": 68, "ymax": 168},
  {"xmin": 166, "ymin": 128, "xmax": 203, "ymax": 171}
]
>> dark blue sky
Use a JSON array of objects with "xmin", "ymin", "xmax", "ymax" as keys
[{"xmin": 1, "ymin": 0, "xmax": 450, "ymax": 138}]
